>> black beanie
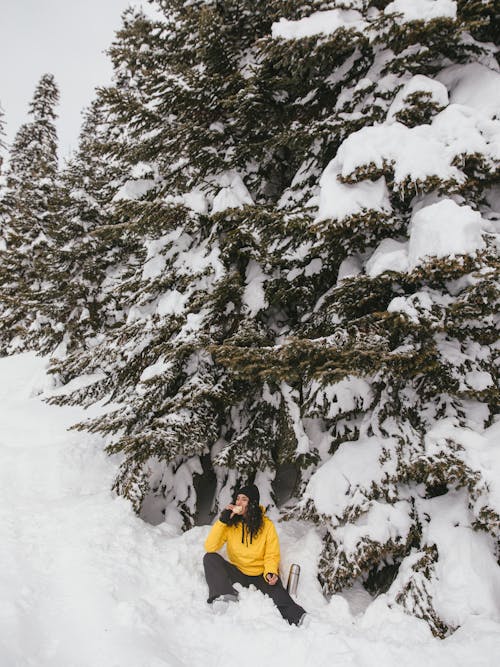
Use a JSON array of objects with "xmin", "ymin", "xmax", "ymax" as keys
[{"xmin": 236, "ymin": 484, "xmax": 260, "ymax": 506}]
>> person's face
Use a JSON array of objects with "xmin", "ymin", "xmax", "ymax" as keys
[{"xmin": 236, "ymin": 494, "xmax": 249, "ymax": 516}]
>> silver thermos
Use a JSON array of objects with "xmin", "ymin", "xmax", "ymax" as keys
[{"xmin": 286, "ymin": 563, "xmax": 300, "ymax": 595}]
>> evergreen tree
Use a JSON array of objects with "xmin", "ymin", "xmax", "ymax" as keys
[
  {"xmin": 49, "ymin": 2, "xmax": 318, "ymax": 524},
  {"xmin": 0, "ymin": 102, "xmax": 6, "ymax": 171},
  {"xmin": 41, "ymin": 96, "xmax": 133, "ymax": 355},
  {"xmin": 0, "ymin": 102, "xmax": 7, "ymax": 248},
  {"xmin": 22, "ymin": 0, "xmax": 500, "ymax": 634},
  {"xmin": 0, "ymin": 74, "xmax": 62, "ymax": 352},
  {"xmin": 213, "ymin": 0, "xmax": 500, "ymax": 636}
]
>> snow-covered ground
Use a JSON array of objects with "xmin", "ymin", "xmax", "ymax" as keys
[{"xmin": 1, "ymin": 353, "xmax": 499, "ymax": 667}]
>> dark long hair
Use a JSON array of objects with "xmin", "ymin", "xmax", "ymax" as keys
[{"xmin": 244, "ymin": 500, "xmax": 264, "ymax": 540}]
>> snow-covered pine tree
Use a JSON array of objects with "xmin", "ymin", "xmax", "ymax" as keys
[
  {"xmin": 0, "ymin": 103, "xmax": 8, "ymax": 260},
  {"xmin": 50, "ymin": 0, "xmax": 388, "ymax": 524},
  {"xmin": 41, "ymin": 96, "xmax": 133, "ymax": 356},
  {"xmin": 0, "ymin": 102, "xmax": 5, "ymax": 171},
  {"xmin": 49, "ymin": 2, "xmax": 318, "ymax": 525},
  {"xmin": 0, "ymin": 101, "xmax": 7, "ymax": 244},
  {"xmin": 213, "ymin": 0, "xmax": 499, "ymax": 637},
  {"xmin": 33, "ymin": 0, "xmax": 499, "ymax": 635},
  {"xmin": 0, "ymin": 74, "xmax": 62, "ymax": 353}
]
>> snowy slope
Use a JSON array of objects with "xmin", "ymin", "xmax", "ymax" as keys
[{"xmin": 1, "ymin": 353, "xmax": 499, "ymax": 667}]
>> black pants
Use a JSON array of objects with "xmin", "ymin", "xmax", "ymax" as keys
[{"xmin": 203, "ymin": 552, "xmax": 305, "ymax": 625}]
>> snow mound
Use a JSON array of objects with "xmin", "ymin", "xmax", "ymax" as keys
[
  {"xmin": 303, "ymin": 436, "xmax": 393, "ymax": 519},
  {"xmin": 366, "ymin": 238, "xmax": 409, "ymax": 276},
  {"xmin": 272, "ymin": 9, "xmax": 367, "ymax": 40},
  {"xmin": 113, "ymin": 178, "xmax": 156, "ymax": 201},
  {"xmin": 337, "ymin": 255, "xmax": 363, "ymax": 282},
  {"xmin": 408, "ymin": 199, "xmax": 488, "ymax": 268},
  {"xmin": 365, "ymin": 199, "xmax": 490, "ymax": 275},
  {"xmin": 242, "ymin": 259, "xmax": 268, "ymax": 316},
  {"xmin": 329, "ymin": 121, "xmax": 459, "ymax": 188},
  {"xmin": 387, "ymin": 75, "xmax": 449, "ymax": 123},
  {"xmin": 437, "ymin": 63, "xmax": 500, "ymax": 117},
  {"xmin": 211, "ymin": 172, "xmax": 253, "ymax": 214},
  {"xmin": 317, "ymin": 98, "xmax": 499, "ymax": 222},
  {"xmin": 2, "ymin": 354, "xmax": 500, "ymax": 666},
  {"xmin": 384, "ymin": 0, "xmax": 457, "ymax": 23},
  {"xmin": 317, "ymin": 170, "xmax": 391, "ymax": 222}
]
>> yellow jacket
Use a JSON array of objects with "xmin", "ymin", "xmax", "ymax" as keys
[{"xmin": 204, "ymin": 509, "xmax": 280, "ymax": 578}]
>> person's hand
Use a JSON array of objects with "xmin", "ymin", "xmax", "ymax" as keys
[
  {"xmin": 226, "ymin": 504, "xmax": 242, "ymax": 518},
  {"xmin": 266, "ymin": 573, "xmax": 278, "ymax": 586}
]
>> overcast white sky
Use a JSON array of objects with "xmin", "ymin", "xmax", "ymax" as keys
[{"xmin": 0, "ymin": 0, "xmax": 140, "ymax": 162}]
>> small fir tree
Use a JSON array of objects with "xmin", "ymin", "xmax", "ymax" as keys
[
  {"xmin": 0, "ymin": 102, "xmax": 6, "ymax": 171},
  {"xmin": 0, "ymin": 74, "xmax": 62, "ymax": 352},
  {"xmin": 0, "ymin": 101, "xmax": 7, "ymax": 248},
  {"xmin": 43, "ymin": 96, "xmax": 133, "ymax": 355}
]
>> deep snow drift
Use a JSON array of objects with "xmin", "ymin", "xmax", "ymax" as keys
[{"xmin": 1, "ymin": 353, "xmax": 499, "ymax": 667}]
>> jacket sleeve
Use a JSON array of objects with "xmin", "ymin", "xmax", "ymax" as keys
[
  {"xmin": 263, "ymin": 520, "xmax": 281, "ymax": 577},
  {"xmin": 204, "ymin": 520, "xmax": 228, "ymax": 552}
]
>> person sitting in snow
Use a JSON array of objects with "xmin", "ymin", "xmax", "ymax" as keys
[{"xmin": 203, "ymin": 484, "xmax": 306, "ymax": 626}]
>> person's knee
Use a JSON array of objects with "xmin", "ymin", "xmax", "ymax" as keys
[{"xmin": 203, "ymin": 551, "xmax": 220, "ymax": 565}]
